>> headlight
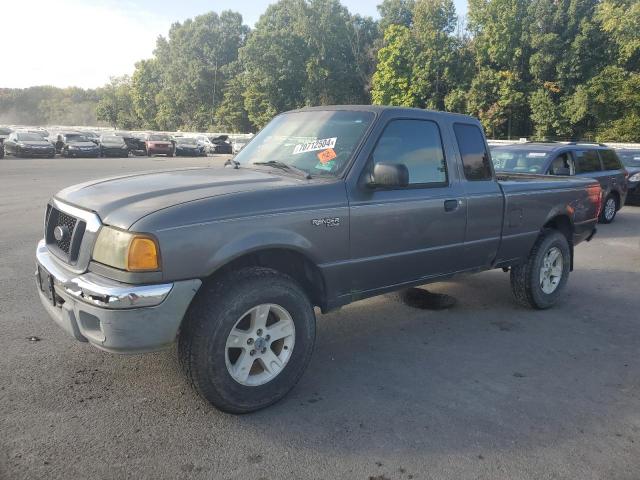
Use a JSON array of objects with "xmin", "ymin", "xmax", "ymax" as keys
[
  {"xmin": 630, "ymin": 173, "xmax": 640, "ymax": 182},
  {"xmin": 92, "ymin": 226, "xmax": 160, "ymax": 271}
]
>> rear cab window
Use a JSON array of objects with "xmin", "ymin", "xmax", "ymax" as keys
[
  {"xmin": 453, "ymin": 124, "xmax": 493, "ymax": 180},
  {"xmin": 574, "ymin": 149, "xmax": 602, "ymax": 174}
]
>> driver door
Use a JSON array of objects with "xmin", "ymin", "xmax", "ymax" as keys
[{"xmin": 347, "ymin": 118, "xmax": 467, "ymax": 294}]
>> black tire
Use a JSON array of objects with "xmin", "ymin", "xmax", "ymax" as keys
[
  {"xmin": 178, "ymin": 267, "xmax": 316, "ymax": 413},
  {"xmin": 599, "ymin": 194, "xmax": 618, "ymax": 224},
  {"xmin": 510, "ymin": 230, "xmax": 571, "ymax": 309}
]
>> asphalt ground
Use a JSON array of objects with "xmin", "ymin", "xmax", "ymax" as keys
[{"xmin": 1, "ymin": 155, "xmax": 640, "ymax": 480}]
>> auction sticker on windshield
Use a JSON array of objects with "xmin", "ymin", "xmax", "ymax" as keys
[{"xmin": 293, "ymin": 137, "xmax": 337, "ymax": 155}]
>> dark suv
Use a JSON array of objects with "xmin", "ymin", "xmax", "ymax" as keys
[
  {"xmin": 615, "ymin": 149, "xmax": 640, "ymax": 205},
  {"xmin": 491, "ymin": 142, "xmax": 628, "ymax": 223}
]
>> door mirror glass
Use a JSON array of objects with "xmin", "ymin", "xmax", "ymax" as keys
[{"xmin": 369, "ymin": 162, "xmax": 409, "ymax": 188}]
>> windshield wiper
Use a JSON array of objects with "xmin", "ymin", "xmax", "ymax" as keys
[{"xmin": 252, "ymin": 160, "xmax": 312, "ymax": 179}]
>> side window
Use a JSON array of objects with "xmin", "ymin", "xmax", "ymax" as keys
[
  {"xmin": 575, "ymin": 150, "xmax": 602, "ymax": 173},
  {"xmin": 600, "ymin": 149, "xmax": 622, "ymax": 170},
  {"xmin": 453, "ymin": 123, "xmax": 493, "ymax": 180},
  {"xmin": 371, "ymin": 119, "xmax": 447, "ymax": 185},
  {"xmin": 549, "ymin": 152, "xmax": 574, "ymax": 175}
]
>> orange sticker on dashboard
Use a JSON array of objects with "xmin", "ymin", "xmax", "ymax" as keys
[{"xmin": 317, "ymin": 148, "xmax": 337, "ymax": 163}]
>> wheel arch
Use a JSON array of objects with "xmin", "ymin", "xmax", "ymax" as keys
[
  {"xmin": 542, "ymin": 214, "xmax": 574, "ymax": 270},
  {"xmin": 205, "ymin": 246, "xmax": 328, "ymax": 312}
]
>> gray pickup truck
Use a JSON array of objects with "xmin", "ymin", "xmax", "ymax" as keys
[{"xmin": 36, "ymin": 106, "xmax": 602, "ymax": 413}]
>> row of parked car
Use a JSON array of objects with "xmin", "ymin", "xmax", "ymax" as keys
[
  {"xmin": 0, "ymin": 126, "xmax": 247, "ymax": 159},
  {"xmin": 489, "ymin": 141, "xmax": 640, "ymax": 222}
]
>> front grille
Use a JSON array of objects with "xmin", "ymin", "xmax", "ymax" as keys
[
  {"xmin": 45, "ymin": 205, "xmax": 86, "ymax": 263},
  {"xmin": 55, "ymin": 211, "xmax": 77, "ymax": 253}
]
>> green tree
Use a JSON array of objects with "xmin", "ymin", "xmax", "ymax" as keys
[
  {"xmin": 96, "ymin": 76, "xmax": 138, "ymax": 129},
  {"xmin": 153, "ymin": 11, "xmax": 249, "ymax": 130},
  {"xmin": 371, "ymin": 25, "xmax": 418, "ymax": 106},
  {"xmin": 130, "ymin": 59, "xmax": 161, "ymax": 129},
  {"xmin": 377, "ymin": 0, "xmax": 416, "ymax": 29},
  {"xmin": 596, "ymin": 0, "xmax": 640, "ymax": 68}
]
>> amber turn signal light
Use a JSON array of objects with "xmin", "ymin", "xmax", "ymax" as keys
[{"xmin": 126, "ymin": 236, "xmax": 160, "ymax": 271}]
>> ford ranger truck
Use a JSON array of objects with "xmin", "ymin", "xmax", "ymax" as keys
[{"xmin": 36, "ymin": 106, "xmax": 601, "ymax": 413}]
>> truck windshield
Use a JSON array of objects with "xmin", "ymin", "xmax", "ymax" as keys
[
  {"xmin": 235, "ymin": 110, "xmax": 375, "ymax": 176},
  {"xmin": 492, "ymin": 148, "xmax": 550, "ymax": 173}
]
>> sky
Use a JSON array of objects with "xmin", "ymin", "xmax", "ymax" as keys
[{"xmin": 0, "ymin": 0, "xmax": 468, "ymax": 90}]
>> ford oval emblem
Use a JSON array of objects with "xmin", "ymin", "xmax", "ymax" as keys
[{"xmin": 53, "ymin": 225, "xmax": 69, "ymax": 242}]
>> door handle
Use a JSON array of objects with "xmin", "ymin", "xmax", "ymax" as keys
[{"xmin": 444, "ymin": 199, "xmax": 460, "ymax": 212}]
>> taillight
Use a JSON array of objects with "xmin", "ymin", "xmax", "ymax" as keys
[{"xmin": 587, "ymin": 184, "xmax": 603, "ymax": 217}]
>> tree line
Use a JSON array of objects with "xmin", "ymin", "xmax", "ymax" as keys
[{"xmin": 2, "ymin": 0, "xmax": 639, "ymax": 141}]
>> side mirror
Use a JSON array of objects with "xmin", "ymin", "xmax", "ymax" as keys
[{"xmin": 368, "ymin": 162, "xmax": 409, "ymax": 188}]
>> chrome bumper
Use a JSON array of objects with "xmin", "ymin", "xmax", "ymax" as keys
[
  {"xmin": 35, "ymin": 239, "xmax": 201, "ymax": 354},
  {"xmin": 36, "ymin": 239, "xmax": 172, "ymax": 309}
]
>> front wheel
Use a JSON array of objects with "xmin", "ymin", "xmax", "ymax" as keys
[
  {"xmin": 599, "ymin": 194, "xmax": 617, "ymax": 224},
  {"xmin": 510, "ymin": 230, "xmax": 571, "ymax": 309},
  {"xmin": 178, "ymin": 267, "xmax": 316, "ymax": 413}
]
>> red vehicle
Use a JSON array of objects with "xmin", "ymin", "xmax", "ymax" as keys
[{"xmin": 145, "ymin": 134, "xmax": 175, "ymax": 157}]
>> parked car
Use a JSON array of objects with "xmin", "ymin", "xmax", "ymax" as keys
[
  {"xmin": 232, "ymin": 139, "xmax": 247, "ymax": 153},
  {"xmin": 145, "ymin": 133, "xmax": 175, "ymax": 157},
  {"xmin": 194, "ymin": 135, "xmax": 215, "ymax": 153},
  {"xmin": 35, "ymin": 106, "xmax": 602, "ymax": 413},
  {"xmin": 59, "ymin": 133, "xmax": 101, "ymax": 158},
  {"xmin": 52, "ymin": 131, "xmax": 80, "ymax": 154},
  {"xmin": 491, "ymin": 142, "xmax": 628, "ymax": 223},
  {"xmin": 175, "ymin": 137, "xmax": 206, "ymax": 156},
  {"xmin": 82, "ymin": 131, "xmax": 101, "ymax": 145},
  {"xmin": 616, "ymin": 149, "xmax": 640, "ymax": 205},
  {"xmin": 0, "ymin": 126, "xmax": 12, "ymax": 142},
  {"xmin": 99, "ymin": 134, "xmax": 129, "ymax": 157},
  {"xmin": 210, "ymin": 135, "xmax": 233, "ymax": 154},
  {"xmin": 3, "ymin": 131, "xmax": 55, "ymax": 158},
  {"xmin": 116, "ymin": 131, "xmax": 147, "ymax": 156}
]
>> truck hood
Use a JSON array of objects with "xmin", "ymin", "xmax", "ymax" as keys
[{"xmin": 55, "ymin": 167, "xmax": 301, "ymax": 229}]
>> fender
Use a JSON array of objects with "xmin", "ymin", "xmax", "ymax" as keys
[{"xmin": 207, "ymin": 228, "xmax": 318, "ymax": 276}]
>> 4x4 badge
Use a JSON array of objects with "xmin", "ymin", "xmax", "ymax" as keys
[{"xmin": 311, "ymin": 217, "xmax": 340, "ymax": 228}]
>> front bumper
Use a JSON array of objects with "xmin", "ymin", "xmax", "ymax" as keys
[
  {"xmin": 36, "ymin": 240, "xmax": 201, "ymax": 354},
  {"xmin": 17, "ymin": 147, "xmax": 55, "ymax": 157}
]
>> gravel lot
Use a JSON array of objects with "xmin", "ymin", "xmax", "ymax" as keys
[{"xmin": 1, "ymin": 156, "xmax": 640, "ymax": 480}]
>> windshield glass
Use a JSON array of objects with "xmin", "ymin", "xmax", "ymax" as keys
[
  {"xmin": 101, "ymin": 135, "xmax": 124, "ymax": 142},
  {"xmin": 491, "ymin": 148, "xmax": 550, "ymax": 173},
  {"xmin": 149, "ymin": 134, "xmax": 170, "ymax": 141},
  {"xmin": 17, "ymin": 133, "xmax": 45, "ymax": 141},
  {"xmin": 617, "ymin": 150, "xmax": 640, "ymax": 168},
  {"xmin": 234, "ymin": 110, "xmax": 375, "ymax": 176},
  {"xmin": 179, "ymin": 138, "xmax": 197, "ymax": 145},
  {"xmin": 66, "ymin": 134, "xmax": 91, "ymax": 142}
]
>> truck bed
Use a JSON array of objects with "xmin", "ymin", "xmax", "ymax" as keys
[{"xmin": 494, "ymin": 172, "xmax": 600, "ymax": 265}]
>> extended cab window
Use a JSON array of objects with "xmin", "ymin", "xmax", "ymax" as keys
[
  {"xmin": 575, "ymin": 150, "xmax": 602, "ymax": 173},
  {"xmin": 454, "ymin": 123, "xmax": 492, "ymax": 180},
  {"xmin": 600, "ymin": 150, "xmax": 622, "ymax": 170},
  {"xmin": 371, "ymin": 119, "xmax": 447, "ymax": 185}
]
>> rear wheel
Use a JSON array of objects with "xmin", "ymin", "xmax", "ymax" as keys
[
  {"xmin": 510, "ymin": 230, "xmax": 571, "ymax": 309},
  {"xmin": 599, "ymin": 194, "xmax": 617, "ymax": 223},
  {"xmin": 178, "ymin": 267, "xmax": 316, "ymax": 413}
]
